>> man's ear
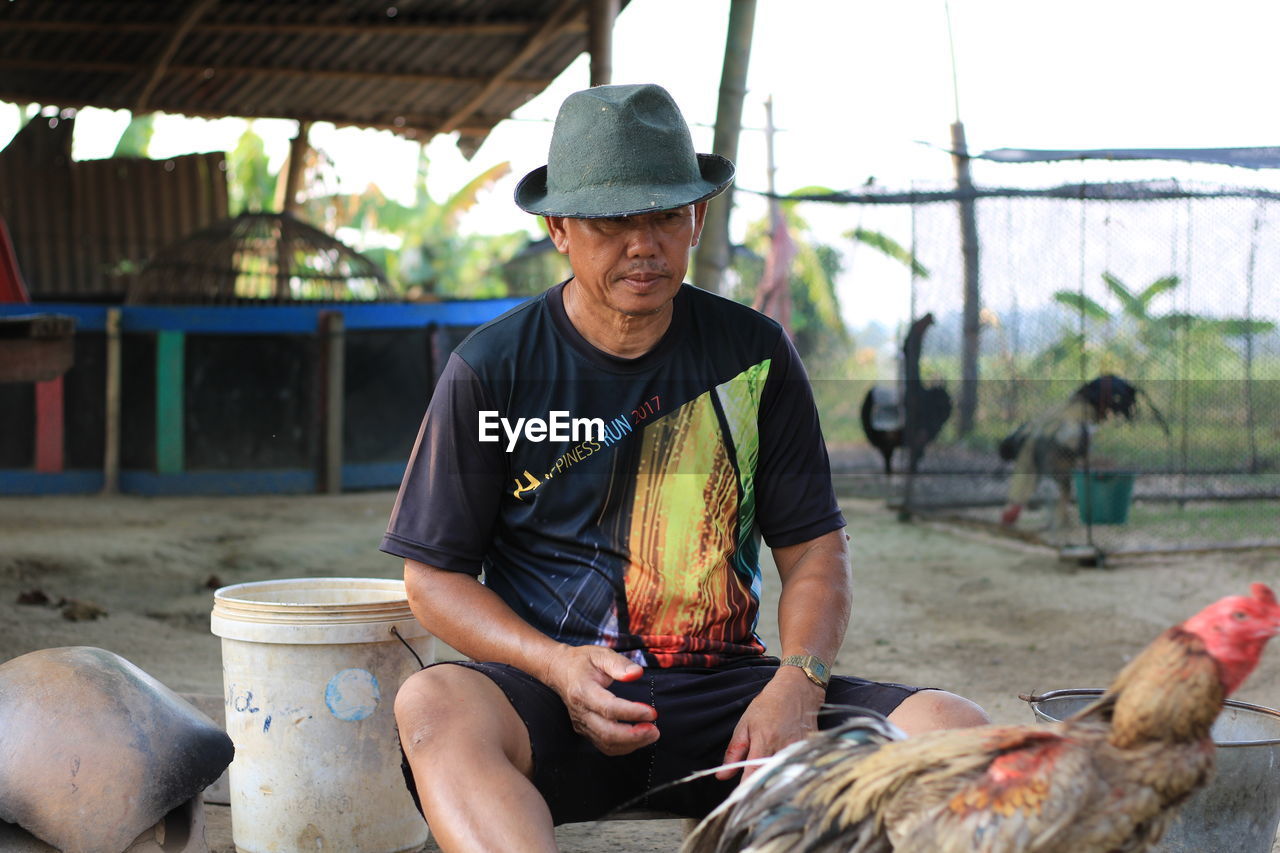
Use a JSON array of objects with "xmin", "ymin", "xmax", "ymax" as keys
[
  {"xmin": 690, "ymin": 202, "xmax": 709, "ymax": 247},
  {"xmin": 545, "ymin": 216, "xmax": 571, "ymax": 255}
]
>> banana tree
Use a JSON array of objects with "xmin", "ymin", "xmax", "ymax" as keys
[
  {"xmin": 226, "ymin": 123, "xmax": 279, "ymax": 216},
  {"xmin": 730, "ymin": 198, "xmax": 842, "ymax": 358},
  {"xmin": 1040, "ymin": 271, "xmax": 1275, "ymax": 377},
  {"xmin": 300, "ymin": 147, "xmax": 518, "ymax": 297},
  {"xmin": 730, "ymin": 187, "xmax": 930, "ymax": 358},
  {"xmin": 112, "ymin": 113, "xmax": 155, "ymax": 158}
]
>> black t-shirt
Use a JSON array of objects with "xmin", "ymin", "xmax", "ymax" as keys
[{"xmin": 381, "ymin": 281, "xmax": 843, "ymax": 667}]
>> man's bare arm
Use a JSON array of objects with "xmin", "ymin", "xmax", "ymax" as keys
[{"xmin": 717, "ymin": 527, "xmax": 851, "ymax": 779}]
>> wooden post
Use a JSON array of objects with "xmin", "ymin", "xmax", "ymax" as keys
[
  {"xmin": 587, "ymin": 0, "xmax": 619, "ymax": 86},
  {"xmin": 155, "ymin": 330, "xmax": 185, "ymax": 475},
  {"xmin": 280, "ymin": 120, "xmax": 312, "ymax": 219},
  {"xmin": 277, "ymin": 120, "xmax": 312, "ymax": 299},
  {"xmin": 102, "ymin": 308, "xmax": 122, "ymax": 493},
  {"xmin": 692, "ymin": 0, "xmax": 757, "ymax": 295},
  {"xmin": 319, "ymin": 311, "xmax": 345, "ymax": 494},
  {"xmin": 33, "ymin": 377, "xmax": 64, "ymax": 473},
  {"xmin": 951, "ymin": 120, "xmax": 981, "ymax": 436}
]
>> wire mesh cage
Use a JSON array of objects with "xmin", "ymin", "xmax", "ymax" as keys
[
  {"xmin": 811, "ymin": 179, "xmax": 1280, "ymax": 555},
  {"xmin": 128, "ymin": 212, "xmax": 393, "ymax": 304}
]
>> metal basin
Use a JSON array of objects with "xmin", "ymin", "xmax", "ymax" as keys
[{"xmin": 1029, "ymin": 688, "xmax": 1280, "ymax": 853}]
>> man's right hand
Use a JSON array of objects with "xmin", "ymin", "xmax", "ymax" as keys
[{"xmin": 542, "ymin": 645, "xmax": 659, "ymax": 756}]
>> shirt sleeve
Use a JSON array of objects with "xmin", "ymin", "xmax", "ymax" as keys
[
  {"xmin": 380, "ymin": 352, "xmax": 506, "ymax": 574},
  {"xmin": 754, "ymin": 332, "xmax": 846, "ymax": 548}
]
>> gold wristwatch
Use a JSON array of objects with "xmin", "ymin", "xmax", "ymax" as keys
[{"xmin": 780, "ymin": 654, "xmax": 831, "ymax": 689}]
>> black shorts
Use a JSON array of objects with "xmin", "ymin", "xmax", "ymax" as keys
[{"xmin": 401, "ymin": 656, "xmax": 928, "ymax": 824}]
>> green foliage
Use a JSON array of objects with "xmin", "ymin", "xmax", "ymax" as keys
[
  {"xmin": 1052, "ymin": 290, "xmax": 1109, "ymax": 322},
  {"xmin": 728, "ymin": 187, "xmax": 930, "ymax": 361},
  {"xmin": 227, "ymin": 123, "xmax": 278, "ymax": 215},
  {"xmin": 300, "ymin": 147, "xmax": 526, "ymax": 298},
  {"xmin": 729, "ymin": 199, "xmax": 846, "ymax": 358},
  {"xmin": 847, "ymin": 227, "xmax": 930, "ymax": 278},
  {"xmin": 112, "ymin": 113, "xmax": 155, "ymax": 158},
  {"xmin": 1039, "ymin": 271, "xmax": 1276, "ymax": 378}
]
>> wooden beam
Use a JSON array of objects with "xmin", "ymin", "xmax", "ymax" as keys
[
  {"xmin": 0, "ymin": 88, "xmax": 505, "ymax": 138},
  {"xmin": 135, "ymin": 0, "xmax": 220, "ymax": 114},
  {"xmin": 950, "ymin": 120, "xmax": 981, "ymax": 436},
  {"xmin": 280, "ymin": 120, "xmax": 312, "ymax": 219},
  {"xmin": 278, "ymin": 124, "xmax": 312, "ymax": 299},
  {"xmin": 34, "ymin": 377, "xmax": 64, "ymax": 473},
  {"xmin": 0, "ymin": 19, "xmax": 588, "ymax": 37},
  {"xmin": 102, "ymin": 308, "xmax": 122, "ymax": 495},
  {"xmin": 588, "ymin": 0, "xmax": 619, "ymax": 86},
  {"xmin": 0, "ymin": 58, "xmax": 552, "ymax": 90},
  {"xmin": 437, "ymin": 0, "xmax": 583, "ymax": 135},
  {"xmin": 318, "ymin": 311, "xmax": 345, "ymax": 495}
]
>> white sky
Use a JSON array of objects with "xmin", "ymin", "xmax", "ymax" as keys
[{"xmin": 3, "ymin": 0, "xmax": 1279, "ymax": 327}]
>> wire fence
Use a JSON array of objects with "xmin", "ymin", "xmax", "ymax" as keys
[{"xmin": 808, "ymin": 180, "xmax": 1280, "ymax": 555}]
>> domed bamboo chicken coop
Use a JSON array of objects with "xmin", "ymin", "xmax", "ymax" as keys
[{"xmin": 127, "ymin": 212, "xmax": 393, "ymax": 305}]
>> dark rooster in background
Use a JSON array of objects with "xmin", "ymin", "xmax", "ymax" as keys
[
  {"xmin": 999, "ymin": 374, "xmax": 1168, "ymax": 529},
  {"xmin": 860, "ymin": 314, "xmax": 952, "ymax": 518},
  {"xmin": 684, "ymin": 583, "xmax": 1280, "ymax": 853}
]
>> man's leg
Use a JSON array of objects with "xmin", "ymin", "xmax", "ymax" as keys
[
  {"xmin": 886, "ymin": 688, "xmax": 989, "ymax": 735},
  {"xmin": 395, "ymin": 663, "xmax": 556, "ymax": 853}
]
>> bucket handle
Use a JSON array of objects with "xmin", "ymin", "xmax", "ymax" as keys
[{"xmin": 390, "ymin": 625, "xmax": 427, "ymax": 670}]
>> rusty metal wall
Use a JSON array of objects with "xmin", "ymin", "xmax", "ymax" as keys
[{"xmin": 0, "ymin": 114, "xmax": 228, "ymax": 300}]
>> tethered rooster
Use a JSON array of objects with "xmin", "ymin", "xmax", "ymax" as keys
[
  {"xmin": 860, "ymin": 314, "xmax": 952, "ymax": 518},
  {"xmin": 684, "ymin": 583, "xmax": 1280, "ymax": 853},
  {"xmin": 999, "ymin": 374, "xmax": 1167, "ymax": 528}
]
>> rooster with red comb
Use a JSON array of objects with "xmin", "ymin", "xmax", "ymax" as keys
[{"xmin": 684, "ymin": 584, "xmax": 1280, "ymax": 853}]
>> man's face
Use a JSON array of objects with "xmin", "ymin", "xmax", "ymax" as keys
[{"xmin": 545, "ymin": 203, "xmax": 707, "ymax": 318}]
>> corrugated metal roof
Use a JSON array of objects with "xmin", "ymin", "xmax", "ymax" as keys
[
  {"xmin": 0, "ymin": 116, "xmax": 232, "ymax": 300},
  {"xmin": 0, "ymin": 0, "xmax": 627, "ymax": 154}
]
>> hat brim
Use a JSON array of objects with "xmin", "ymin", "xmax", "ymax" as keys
[{"xmin": 514, "ymin": 153, "xmax": 735, "ymax": 218}]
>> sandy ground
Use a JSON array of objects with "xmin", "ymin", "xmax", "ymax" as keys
[{"xmin": 1, "ymin": 490, "xmax": 1279, "ymax": 852}]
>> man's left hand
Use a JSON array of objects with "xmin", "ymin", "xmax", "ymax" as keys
[{"xmin": 716, "ymin": 665, "xmax": 824, "ymax": 781}]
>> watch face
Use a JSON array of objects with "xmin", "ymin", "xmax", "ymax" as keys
[{"xmin": 811, "ymin": 660, "xmax": 830, "ymax": 681}]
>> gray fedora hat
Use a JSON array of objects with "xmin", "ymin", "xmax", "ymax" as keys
[{"xmin": 514, "ymin": 83, "xmax": 735, "ymax": 218}]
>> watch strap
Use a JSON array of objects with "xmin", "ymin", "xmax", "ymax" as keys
[{"xmin": 780, "ymin": 654, "xmax": 831, "ymax": 688}]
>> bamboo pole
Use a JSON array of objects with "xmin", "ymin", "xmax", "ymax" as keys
[
  {"xmin": 692, "ymin": 0, "xmax": 756, "ymax": 295},
  {"xmin": 1243, "ymin": 202, "xmax": 1262, "ymax": 472}
]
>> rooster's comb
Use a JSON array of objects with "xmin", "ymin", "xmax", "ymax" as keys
[{"xmin": 1250, "ymin": 583, "xmax": 1277, "ymax": 608}]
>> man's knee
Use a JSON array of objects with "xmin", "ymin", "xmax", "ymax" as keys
[
  {"xmin": 397, "ymin": 665, "xmax": 487, "ymax": 744},
  {"xmin": 395, "ymin": 664, "xmax": 532, "ymax": 773},
  {"xmin": 887, "ymin": 689, "xmax": 990, "ymax": 735}
]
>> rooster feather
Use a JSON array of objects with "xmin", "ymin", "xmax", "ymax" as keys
[{"xmin": 683, "ymin": 584, "xmax": 1280, "ymax": 853}]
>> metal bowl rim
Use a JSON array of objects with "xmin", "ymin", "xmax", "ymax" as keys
[{"xmin": 1029, "ymin": 687, "xmax": 1280, "ymax": 748}]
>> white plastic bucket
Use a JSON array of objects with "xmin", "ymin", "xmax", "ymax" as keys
[{"xmin": 210, "ymin": 577, "xmax": 434, "ymax": 853}]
